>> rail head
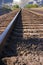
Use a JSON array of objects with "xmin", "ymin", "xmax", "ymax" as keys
[{"xmin": 0, "ymin": 10, "xmax": 21, "ymax": 46}]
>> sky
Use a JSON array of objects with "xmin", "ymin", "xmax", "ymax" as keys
[
  {"xmin": 16, "ymin": 0, "xmax": 42, "ymax": 7},
  {"xmin": 13, "ymin": 0, "xmax": 21, "ymax": 3},
  {"xmin": 0, "ymin": 0, "xmax": 42, "ymax": 4},
  {"xmin": 0, "ymin": 0, "xmax": 43, "ymax": 7},
  {"xmin": 13, "ymin": 0, "xmax": 42, "ymax": 6}
]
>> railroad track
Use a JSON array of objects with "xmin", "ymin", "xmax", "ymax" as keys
[
  {"xmin": 0, "ymin": 9, "xmax": 21, "ymax": 53},
  {"xmin": 0, "ymin": 9, "xmax": 43, "ymax": 65}
]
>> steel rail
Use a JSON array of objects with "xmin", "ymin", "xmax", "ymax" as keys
[{"xmin": 0, "ymin": 9, "xmax": 21, "ymax": 53}]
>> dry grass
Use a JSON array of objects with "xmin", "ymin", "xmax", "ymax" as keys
[{"xmin": 31, "ymin": 7, "xmax": 43, "ymax": 11}]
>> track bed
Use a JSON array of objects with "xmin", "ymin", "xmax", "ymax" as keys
[{"xmin": 0, "ymin": 9, "xmax": 43, "ymax": 65}]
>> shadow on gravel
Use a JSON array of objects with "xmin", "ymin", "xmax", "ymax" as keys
[{"xmin": 24, "ymin": 38, "xmax": 43, "ymax": 52}]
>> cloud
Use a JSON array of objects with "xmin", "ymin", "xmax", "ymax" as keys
[
  {"xmin": 13, "ymin": 0, "xmax": 21, "ymax": 3},
  {"xmin": 13, "ymin": 0, "xmax": 42, "ymax": 7}
]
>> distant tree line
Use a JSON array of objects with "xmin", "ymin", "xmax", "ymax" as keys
[
  {"xmin": 1, "ymin": 4, "xmax": 19, "ymax": 11},
  {"xmin": 25, "ymin": 4, "xmax": 38, "ymax": 8},
  {"xmin": 12, "ymin": 5, "xmax": 19, "ymax": 10}
]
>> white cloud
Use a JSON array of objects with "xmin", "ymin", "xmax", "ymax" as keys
[
  {"xmin": 13, "ymin": 0, "xmax": 21, "ymax": 3},
  {"xmin": 13, "ymin": 0, "xmax": 22, "ymax": 6},
  {"xmin": 33, "ymin": 1, "xmax": 37, "ymax": 4},
  {"xmin": 13, "ymin": 0, "xmax": 42, "ymax": 7}
]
